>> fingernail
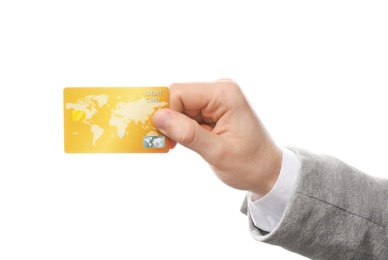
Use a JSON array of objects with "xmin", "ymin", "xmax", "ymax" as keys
[{"xmin": 153, "ymin": 109, "xmax": 173, "ymax": 130}]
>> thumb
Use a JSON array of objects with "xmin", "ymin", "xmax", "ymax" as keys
[{"xmin": 153, "ymin": 109, "xmax": 222, "ymax": 159}]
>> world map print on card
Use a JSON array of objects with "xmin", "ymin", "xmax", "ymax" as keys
[{"xmin": 63, "ymin": 87, "xmax": 170, "ymax": 153}]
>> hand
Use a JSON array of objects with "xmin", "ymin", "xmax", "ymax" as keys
[{"xmin": 153, "ymin": 79, "xmax": 282, "ymax": 197}]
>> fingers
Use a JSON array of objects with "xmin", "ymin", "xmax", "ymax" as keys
[
  {"xmin": 153, "ymin": 79, "xmax": 249, "ymax": 162},
  {"xmin": 153, "ymin": 108, "xmax": 223, "ymax": 160},
  {"xmin": 168, "ymin": 80, "xmax": 243, "ymax": 123}
]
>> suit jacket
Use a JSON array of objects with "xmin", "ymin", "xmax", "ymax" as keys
[{"xmin": 241, "ymin": 148, "xmax": 388, "ymax": 259}]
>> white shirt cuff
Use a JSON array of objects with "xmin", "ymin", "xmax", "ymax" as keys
[{"xmin": 247, "ymin": 147, "xmax": 300, "ymax": 233}]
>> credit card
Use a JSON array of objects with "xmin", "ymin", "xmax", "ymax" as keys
[{"xmin": 63, "ymin": 87, "xmax": 170, "ymax": 153}]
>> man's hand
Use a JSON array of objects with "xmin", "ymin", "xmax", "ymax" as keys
[{"xmin": 153, "ymin": 79, "xmax": 282, "ymax": 197}]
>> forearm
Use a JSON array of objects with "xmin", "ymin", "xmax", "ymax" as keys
[{"xmin": 243, "ymin": 148, "xmax": 388, "ymax": 259}]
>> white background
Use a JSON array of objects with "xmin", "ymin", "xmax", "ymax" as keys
[{"xmin": 0, "ymin": 0, "xmax": 387, "ymax": 259}]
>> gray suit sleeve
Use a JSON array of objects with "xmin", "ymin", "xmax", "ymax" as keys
[{"xmin": 241, "ymin": 148, "xmax": 388, "ymax": 259}]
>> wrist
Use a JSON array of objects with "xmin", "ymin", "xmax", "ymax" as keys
[
  {"xmin": 247, "ymin": 147, "xmax": 301, "ymax": 232},
  {"xmin": 250, "ymin": 145, "xmax": 282, "ymax": 198}
]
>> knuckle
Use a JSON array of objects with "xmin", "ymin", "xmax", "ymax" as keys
[
  {"xmin": 215, "ymin": 78, "xmax": 235, "ymax": 83},
  {"xmin": 179, "ymin": 121, "xmax": 198, "ymax": 147},
  {"xmin": 169, "ymin": 82, "xmax": 179, "ymax": 91}
]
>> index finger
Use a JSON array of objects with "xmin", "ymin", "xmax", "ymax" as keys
[{"xmin": 169, "ymin": 80, "xmax": 241, "ymax": 123}]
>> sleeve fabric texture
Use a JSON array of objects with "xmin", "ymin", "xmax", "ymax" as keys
[{"xmin": 241, "ymin": 148, "xmax": 388, "ymax": 259}]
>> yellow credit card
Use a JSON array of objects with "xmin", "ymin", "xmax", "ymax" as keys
[{"xmin": 63, "ymin": 87, "xmax": 170, "ymax": 153}]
